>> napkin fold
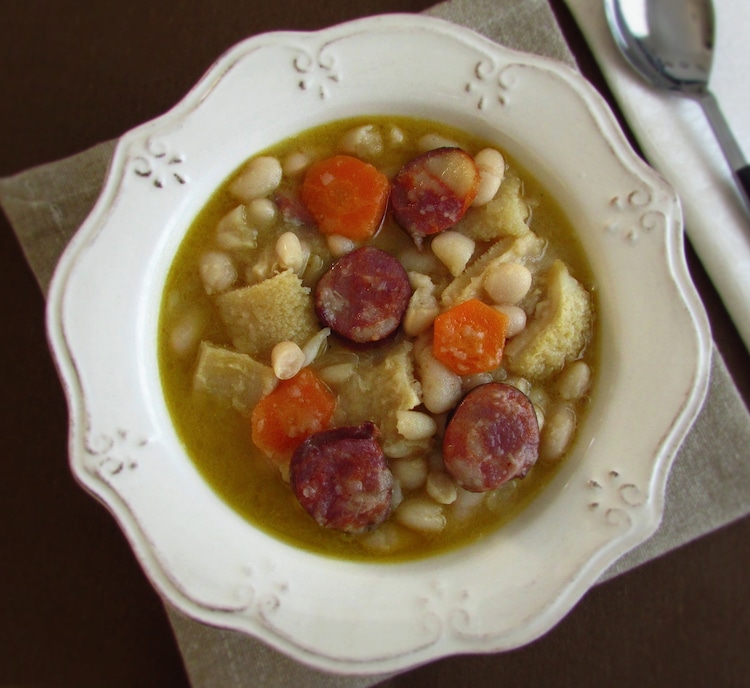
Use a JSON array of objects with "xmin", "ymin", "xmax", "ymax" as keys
[
  {"xmin": 2, "ymin": 1, "xmax": 750, "ymax": 687},
  {"xmin": 564, "ymin": 0, "xmax": 750, "ymax": 353}
]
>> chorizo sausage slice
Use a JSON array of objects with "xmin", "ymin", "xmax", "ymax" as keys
[
  {"xmin": 442, "ymin": 382, "xmax": 540, "ymax": 492},
  {"xmin": 290, "ymin": 422, "xmax": 394, "ymax": 534},
  {"xmin": 390, "ymin": 147, "xmax": 480, "ymax": 247},
  {"xmin": 315, "ymin": 246, "xmax": 411, "ymax": 346}
]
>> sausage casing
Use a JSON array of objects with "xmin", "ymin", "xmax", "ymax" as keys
[
  {"xmin": 443, "ymin": 383, "xmax": 540, "ymax": 492},
  {"xmin": 315, "ymin": 246, "xmax": 411, "ymax": 346},
  {"xmin": 290, "ymin": 422, "xmax": 394, "ymax": 533},
  {"xmin": 390, "ymin": 147, "xmax": 479, "ymax": 246}
]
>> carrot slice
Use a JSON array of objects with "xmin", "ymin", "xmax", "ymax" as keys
[
  {"xmin": 432, "ymin": 299, "xmax": 509, "ymax": 376},
  {"xmin": 300, "ymin": 155, "xmax": 390, "ymax": 242},
  {"xmin": 250, "ymin": 368, "xmax": 336, "ymax": 468}
]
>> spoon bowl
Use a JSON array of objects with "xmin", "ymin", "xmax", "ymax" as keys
[{"xmin": 605, "ymin": 0, "xmax": 750, "ymax": 208}]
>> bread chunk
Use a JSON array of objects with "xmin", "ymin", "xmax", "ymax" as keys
[
  {"xmin": 456, "ymin": 168, "xmax": 530, "ymax": 241},
  {"xmin": 215, "ymin": 270, "xmax": 318, "ymax": 361},
  {"xmin": 335, "ymin": 341, "xmax": 426, "ymax": 458},
  {"xmin": 504, "ymin": 260, "xmax": 593, "ymax": 380},
  {"xmin": 440, "ymin": 231, "xmax": 546, "ymax": 307},
  {"xmin": 193, "ymin": 341, "xmax": 277, "ymax": 414}
]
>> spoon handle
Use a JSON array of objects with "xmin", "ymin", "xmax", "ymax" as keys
[
  {"xmin": 698, "ymin": 90, "xmax": 750, "ymax": 210},
  {"xmin": 737, "ymin": 167, "xmax": 750, "ymax": 211}
]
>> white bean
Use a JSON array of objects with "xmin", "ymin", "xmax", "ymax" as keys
[
  {"xmin": 462, "ymin": 372, "xmax": 494, "ymax": 392},
  {"xmin": 360, "ymin": 522, "xmax": 410, "ymax": 553},
  {"xmin": 391, "ymin": 479, "xmax": 403, "ymax": 510},
  {"xmin": 164, "ymin": 289, "xmax": 181, "ymax": 314},
  {"xmin": 430, "ymin": 231, "xmax": 475, "ymax": 277},
  {"xmin": 398, "ymin": 246, "xmax": 442, "ymax": 275},
  {"xmin": 305, "ymin": 254, "xmax": 324, "ymax": 281},
  {"xmin": 472, "ymin": 148, "xmax": 506, "ymax": 206},
  {"xmin": 493, "ymin": 304, "xmax": 527, "ymax": 337},
  {"xmin": 326, "ymin": 233, "xmax": 356, "ymax": 258},
  {"xmin": 282, "ymin": 151, "xmax": 312, "ymax": 177},
  {"xmin": 384, "ymin": 440, "xmax": 420, "ymax": 460},
  {"xmin": 528, "ymin": 386, "xmax": 550, "ymax": 412},
  {"xmin": 387, "ymin": 125, "xmax": 406, "ymax": 146},
  {"xmin": 275, "ymin": 231, "xmax": 307, "ymax": 273},
  {"xmin": 395, "ymin": 497, "xmax": 446, "ymax": 533},
  {"xmin": 229, "ymin": 156, "xmax": 282, "ymax": 201},
  {"xmin": 246, "ymin": 197, "xmax": 278, "ymax": 227},
  {"xmin": 403, "ymin": 275, "xmax": 440, "ymax": 337},
  {"xmin": 396, "ymin": 410, "xmax": 437, "ymax": 441},
  {"xmin": 417, "ymin": 345, "xmax": 463, "ymax": 414},
  {"xmin": 271, "ymin": 340, "xmax": 306, "ymax": 380},
  {"xmin": 556, "ymin": 360, "xmax": 592, "ymax": 400},
  {"xmin": 426, "ymin": 471, "xmax": 458, "ymax": 505},
  {"xmin": 540, "ymin": 403, "xmax": 577, "ymax": 461},
  {"xmin": 169, "ymin": 309, "xmax": 206, "ymax": 357},
  {"xmin": 534, "ymin": 404, "xmax": 546, "ymax": 432},
  {"xmin": 504, "ymin": 375, "xmax": 531, "ymax": 397},
  {"xmin": 246, "ymin": 245, "xmax": 276, "ymax": 283},
  {"xmin": 199, "ymin": 251, "xmax": 237, "ymax": 295},
  {"xmin": 391, "ymin": 457, "xmax": 428, "ymax": 491},
  {"xmin": 317, "ymin": 362, "xmax": 356, "ymax": 387},
  {"xmin": 337, "ymin": 124, "xmax": 384, "ymax": 159},
  {"xmin": 451, "ymin": 486, "xmax": 485, "ymax": 522},
  {"xmin": 216, "ymin": 205, "xmax": 258, "ymax": 251},
  {"xmin": 484, "ymin": 262, "xmax": 533, "ymax": 305}
]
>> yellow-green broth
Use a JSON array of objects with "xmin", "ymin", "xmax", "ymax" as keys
[{"xmin": 158, "ymin": 115, "xmax": 596, "ymax": 562}]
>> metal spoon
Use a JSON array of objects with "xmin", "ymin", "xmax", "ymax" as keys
[{"xmin": 604, "ymin": 0, "xmax": 750, "ymax": 208}]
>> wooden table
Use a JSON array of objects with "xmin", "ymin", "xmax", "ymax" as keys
[{"xmin": 2, "ymin": 2, "xmax": 748, "ymax": 686}]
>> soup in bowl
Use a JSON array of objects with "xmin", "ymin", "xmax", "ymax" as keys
[
  {"xmin": 46, "ymin": 14, "xmax": 710, "ymax": 674},
  {"xmin": 159, "ymin": 115, "xmax": 598, "ymax": 561}
]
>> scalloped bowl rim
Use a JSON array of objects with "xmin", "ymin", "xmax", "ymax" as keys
[{"xmin": 45, "ymin": 14, "xmax": 711, "ymax": 675}]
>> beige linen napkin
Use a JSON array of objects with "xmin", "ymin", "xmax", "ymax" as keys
[
  {"xmin": 2, "ymin": 1, "xmax": 750, "ymax": 686},
  {"xmin": 564, "ymin": 0, "xmax": 750, "ymax": 353}
]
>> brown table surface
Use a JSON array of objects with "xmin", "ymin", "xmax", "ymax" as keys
[{"xmin": 2, "ymin": 2, "xmax": 749, "ymax": 687}]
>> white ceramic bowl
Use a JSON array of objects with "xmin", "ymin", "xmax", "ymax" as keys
[{"xmin": 46, "ymin": 14, "xmax": 711, "ymax": 674}]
